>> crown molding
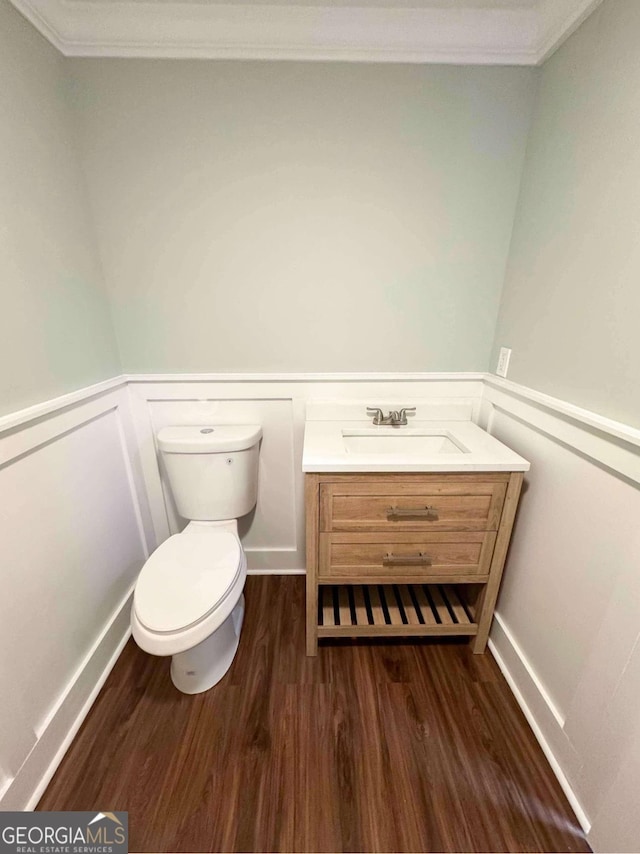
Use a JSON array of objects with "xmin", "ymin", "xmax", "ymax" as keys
[
  {"xmin": 536, "ymin": 0, "xmax": 603, "ymax": 63},
  {"xmin": 10, "ymin": 0, "xmax": 602, "ymax": 65}
]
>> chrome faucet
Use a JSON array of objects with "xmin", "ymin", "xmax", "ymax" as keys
[{"xmin": 366, "ymin": 406, "xmax": 416, "ymax": 427}]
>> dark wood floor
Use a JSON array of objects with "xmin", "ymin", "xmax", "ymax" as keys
[{"xmin": 39, "ymin": 576, "xmax": 590, "ymax": 854}]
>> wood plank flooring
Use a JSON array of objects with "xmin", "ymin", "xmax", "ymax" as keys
[{"xmin": 38, "ymin": 576, "xmax": 590, "ymax": 853}]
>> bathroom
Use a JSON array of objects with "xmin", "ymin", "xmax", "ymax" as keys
[{"xmin": 0, "ymin": 0, "xmax": 639, "ymax": 850}]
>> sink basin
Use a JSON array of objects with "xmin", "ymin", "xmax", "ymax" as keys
[{"xmin": 342, "ymin": 429, "xmax": 470, "ymax": 456}]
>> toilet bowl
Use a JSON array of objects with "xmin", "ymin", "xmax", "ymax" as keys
[
  {"xmin": 131, "ymin": 424, "xmax": 262, "ymax": 694},
  {"xmin": 132, "ymin": 521, "xmax": 247, "ymax": 693}
]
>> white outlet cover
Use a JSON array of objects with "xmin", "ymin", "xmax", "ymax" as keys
[{"xmin": 496, "ymin": 347, "xmax": 512, "ymax": 378}]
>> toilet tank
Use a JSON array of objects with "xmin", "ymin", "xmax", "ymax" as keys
[{"xmin": 157, "ymin": 425, "xmax": 262, "ymax": 521}]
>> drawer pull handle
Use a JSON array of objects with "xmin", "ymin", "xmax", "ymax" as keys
[
  {"xmin": 383, "ymin": 552, "xmax": 432, "ymax": 566},
  {"xmin": 387, "ymin": 505, "xmax": 437, "ymax": 520}
]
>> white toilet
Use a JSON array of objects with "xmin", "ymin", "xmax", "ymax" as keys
[{"xmin": 131, "ymin": 424, "xmax": 262, "ymax": 694}]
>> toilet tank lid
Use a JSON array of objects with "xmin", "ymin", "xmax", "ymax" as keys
[{"xmin": 157, "ymin": 424, "xmax": 262, "ymax": 454}]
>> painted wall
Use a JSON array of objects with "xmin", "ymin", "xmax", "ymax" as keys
[
  {"xmin": 485, "ymin": 8, "xmax": 640, "ymax": 846},
  {"xmin": 67, "ymin": 60, "xmax": 536, "ymax": 374},
  {"xmin": 0, "ymin": 1, "xmax": 121, "ymax": 417},
  {"xmin": 492, "ymin": 0, "xmax": 640, "ymax": 428},
  {"xmin": 0, "ymin": 0, "xmax": 148, "ymax": 809}
]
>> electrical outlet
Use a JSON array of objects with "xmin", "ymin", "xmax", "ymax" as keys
[{"xmin": 496, "ymin": 347, "xmax": 512, "ymax": 378}]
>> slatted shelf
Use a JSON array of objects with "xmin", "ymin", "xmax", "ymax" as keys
[{"xmin": 317, "ymin": 583, "xmax": 478, "ymax": 638}]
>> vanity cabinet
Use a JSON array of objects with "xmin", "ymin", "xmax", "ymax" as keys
[{"xmin": 305, "ymin": 471, "xmax": 523, "ymax": 655}]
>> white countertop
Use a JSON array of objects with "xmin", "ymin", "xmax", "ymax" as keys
[{"xmin": 302, "ymin": 419, "xmax": 530, "ymax": 473}]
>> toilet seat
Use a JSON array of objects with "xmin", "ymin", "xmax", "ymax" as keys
[
  {"xmin": 135, "ymin": 530, "xmax": 241, "ymax": 633},
  {"xmin": 132, "ymin": 529, "xmax": 247, "ymax": 657}
]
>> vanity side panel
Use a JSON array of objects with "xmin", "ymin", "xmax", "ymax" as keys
[
  {"xmin": 473, "ymin": 471, "xmax": 524, "ymax": 653},
  {"xmin": 305, "ymin": 473, "xmax": 320, "ymax": 656}
]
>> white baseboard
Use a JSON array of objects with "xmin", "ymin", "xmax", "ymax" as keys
[
  {"xmin": 0, "ymin": 586, "xmax": 134, "ymax": 811},
  {"xmin": 489, "ymin": 618, "xmax": 591, "ymax": 834},
  {"xmin": 247, "ymin": 568, "xmax": 305, "ymax": 575},
  {"xmin": 491, "ymin": 613, "xmax": 566, "ymax": 728}
]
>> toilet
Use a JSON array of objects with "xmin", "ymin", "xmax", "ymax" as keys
[{"xmin": 131, "ymin": 424, "xmax": 262, "ymax": 694}]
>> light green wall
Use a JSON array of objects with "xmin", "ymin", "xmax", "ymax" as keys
[
  {"xmin": 492, "ymin": 0, "xmax": 640, "ymax": 428},
  {"xmin": 0, "ymin": 1, "xmax": 120, "ymax": 417},
  {"xmin": 68, "ymin": 60, "xmax": 536, "ymax": 374}
]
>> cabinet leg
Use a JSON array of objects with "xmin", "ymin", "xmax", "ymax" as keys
[
  {"xmin": 306, "ymin": 582, "xmax": 318, "ymax": 656},
  {"xmin": 470, "ymin": 584, "xmax": 494, "ymax": 653},
  {"xmin": 306, "ymin": 629, "xmax": 318, "ymax": 657},
  {"xmin": 472, "ymin": 632, "xmax": 489, "ymax": 654}
]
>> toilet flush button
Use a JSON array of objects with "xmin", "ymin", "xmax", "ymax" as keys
[{"xmin": 200, "ymin": 428, "xmax": 214, "ymax": 434}]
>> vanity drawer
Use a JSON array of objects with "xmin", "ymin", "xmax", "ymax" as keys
[
  {"xmin": 318, "ymin": 531, "xmax": 496, "ymax": 581},
  {"xmin": 319, "ymin": 481, "xmax": 507, "ymax": 533}
]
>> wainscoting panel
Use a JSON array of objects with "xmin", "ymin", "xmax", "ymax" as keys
[
  {"xmin": 149, "ymin": 397, "xmax": 298, "ymax": 568},
  {"xmin": 481, "ymin": 378, "xmax": 640, "ymax": 848},
  {"xmin": 127, "ymin": 374, "xmax": 485, "ymax": 573},
  {"xmin": 104, "ymin": 373, "xmax": 640, "ymax": 852},
  {"xmin": 0, "ymin": 381, "xmax": 153, "ymax": 809},
  {"xmin": 7, "ymin": 368, "xmax": 638, "ymax": 852}
]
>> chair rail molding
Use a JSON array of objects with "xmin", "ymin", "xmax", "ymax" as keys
[
  {"xmin": 0, "ymin": 375, "xmax": 127, "ymax": 434},
  {"xmin": 482, "ymin": 375, "xmax": 640, "ymax": 486},
  {"xmin": 9, "ymin": 0, "xmax": 603, "ymax": 65}
]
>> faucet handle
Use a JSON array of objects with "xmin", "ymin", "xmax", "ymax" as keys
[
  {"xmin": 366, "ymin": 406, "xmax": 384, "ymax": 425},
  {"xmin": 397, "ymin": 407, "xmax": 416, "ymax": 425}
]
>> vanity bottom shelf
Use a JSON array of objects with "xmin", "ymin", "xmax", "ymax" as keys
[{"xmin": 317, "ymin": 582, "xmax": 478, "ymax": 639}]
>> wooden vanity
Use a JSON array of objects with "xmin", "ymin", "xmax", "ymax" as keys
[{"xmin": 304, "ymin": 470, "xmax": 524, "ymax": 655}]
